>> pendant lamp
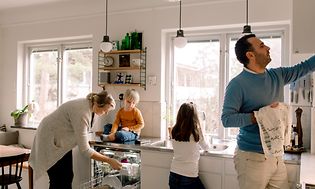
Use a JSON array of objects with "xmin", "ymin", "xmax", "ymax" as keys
[
  {"xmin": 242, "ymin": 0, "xmax": 252, "ymax": 34},
  {"xmin": 100, "ymin": 0, "xmax": 112, "ymax": 52},
  {"xmin": 174, "ymin": 0, "xmax": 187, "ymax": 48}
]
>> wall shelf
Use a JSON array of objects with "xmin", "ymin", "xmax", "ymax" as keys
[{"xmin": 98, "ymin": 47, "xmax": 147, "ymax": 90}]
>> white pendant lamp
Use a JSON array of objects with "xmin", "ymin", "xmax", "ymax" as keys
[
  {"xmin": 174, "ymin": 0, "xmax": 187, "ymax": 48},
  {"xmin": 242, "ymin": 0, "xmax": 252, "ymax": 34},
  {"xmin": 100, "ymin": 0, "xmax": 112, "ymax": 52}
]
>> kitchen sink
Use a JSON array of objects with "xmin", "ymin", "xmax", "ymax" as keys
[
  {"xmin": 208, "ymin": 144, "xmax": 229, "ymax": 152},
  {"xmin": 148, "ymin": 140, "xmax": 230, "ymax": 152},
  {"xmin": 149, "ymin": 140, "xmax": 172, "ymax": 148}
]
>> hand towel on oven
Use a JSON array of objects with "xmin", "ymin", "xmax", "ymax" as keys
[{"xmin": 254, "ymin": 103, "xmax": 291, "ymax": 157}]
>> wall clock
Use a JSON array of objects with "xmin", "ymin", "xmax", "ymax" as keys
[{"xmin": 104, "ymin": 56, "xmax": 114, "ymax": 67}]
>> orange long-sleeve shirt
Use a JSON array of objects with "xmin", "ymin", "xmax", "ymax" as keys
[{"xmin": 110, "ymin": 107, "xmax": 144, "ymax": 135}]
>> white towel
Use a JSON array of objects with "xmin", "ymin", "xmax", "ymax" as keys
[{"xmin": 254, "ymin": 103, "xmax": 291, "ymax": 157}]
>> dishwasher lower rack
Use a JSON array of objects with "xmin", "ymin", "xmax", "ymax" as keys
[
  {"xmin": 86, "ymin": 160, "xmax": 141, "ymax": 189},
  {"xmin": 80, "ymin": 174, "xmax": 140, "ymax": 189}
]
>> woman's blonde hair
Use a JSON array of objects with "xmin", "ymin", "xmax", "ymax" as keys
[
  {"xmin": 124, "ymin": 89, "xmax": 140, "ymax": 104},
  {"xmin": 86, "ymin": 90, "xmax": 116, "ymax": 109}
]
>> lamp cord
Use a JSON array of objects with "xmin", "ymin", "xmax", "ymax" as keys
[
  {"xmin": 245, "ymin": 0, "xmax": 248, "ymax": 25},
  {"xmin": 179, "ymin": 0, "xmax": 182, "ymax": 30},
  {"xmin": 105, "ymin": 0, "xmax": 108, "ymax": 36}
]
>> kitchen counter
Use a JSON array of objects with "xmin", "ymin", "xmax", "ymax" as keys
[
  {"xmin": 90, "ymin": 136, "xmax": 300, "ymax": 165},
  {"xmin": 90, "ymin": 136, "xmax": 301, "ymax": 189}
]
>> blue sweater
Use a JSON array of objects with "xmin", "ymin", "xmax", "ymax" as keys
[{"xmin": 221, "ymin": 55, "xmax": 315, "ymax": 153}]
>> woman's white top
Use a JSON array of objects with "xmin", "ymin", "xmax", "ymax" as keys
[
  {"xmin": 170, "ymin": 127, "xmax": 210, "ymax": 177},
  {"xmin": 29, "ymin": 98, "xmax": 96, "ymax": 180}
]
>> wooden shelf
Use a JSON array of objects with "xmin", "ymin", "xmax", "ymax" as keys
[
  {"xmin": 102, "ymin": 49, "xmax": 144, "ymax": 54},
  {"xmin": 98, "ymin": 66, "xmax": 141, "ymax": 71},
  {"xmin": 99, "ymin": 83, "xmax": 141, "ymax": 87},
  {"xmin": 98, "ymin": 47, "xmax": 147, "ymax": 90}
]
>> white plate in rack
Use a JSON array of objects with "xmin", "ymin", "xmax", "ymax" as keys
[{"xmin": 101, "ymin": 175, "xmax": 122, "ymax": 189}]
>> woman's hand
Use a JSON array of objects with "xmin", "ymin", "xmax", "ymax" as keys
[{"xmin": 108, "ymin": 158, "xmax": 122, "ymax": 170}]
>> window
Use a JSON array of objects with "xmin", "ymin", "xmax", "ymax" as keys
[
  {"xmin": 169, "ymin": 31, "xmax": 284, "ymax": 139},
  {"xmin": 26, "ymin": 42, "xmax": 93, "ymax": 127}
]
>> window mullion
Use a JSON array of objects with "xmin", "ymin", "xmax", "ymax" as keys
[
  {"xmin": 218, "ymin": 33, "xmax": 227, "ymax": 139},
  {"xmin": 57, "ymin": 45, "xmax": 63, "ymax": 106}
]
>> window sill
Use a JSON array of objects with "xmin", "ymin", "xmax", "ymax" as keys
[{"xmin": 11, "ymin": 125, "xmax": 37, "ymax": 130}]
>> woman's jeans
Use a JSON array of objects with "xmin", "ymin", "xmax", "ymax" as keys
[
  {"xmin": 169, "ymin": 172, "xmax": 205, "ymax": 189},
  {"xmin": 103, "ymin": 124, "xmax": 138, "ymax": 144},
  {"xmin": 47, "ymin": 150, "xmax": 73, "ymax": 189}
]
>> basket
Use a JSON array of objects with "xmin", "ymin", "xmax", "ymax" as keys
[{"xmin": 80, "ymin": 174, "xmax": 140, "ymax": 189}]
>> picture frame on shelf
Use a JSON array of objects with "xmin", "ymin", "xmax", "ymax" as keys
[{"xmin": 119, "ymin": 54, "xmax": 130, "ymax": 67}]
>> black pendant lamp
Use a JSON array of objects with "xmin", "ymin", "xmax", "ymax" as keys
[
  {"xmin": 174, "ymin": 0, "xmax": 187, "ymax": 48},
  {"xmin": 100, "ymin": 0, "xmax": 112, "ymax": 52},
  {"xmin": 242, "ymin": 0, "xmax": 252, "ymax": 34}
]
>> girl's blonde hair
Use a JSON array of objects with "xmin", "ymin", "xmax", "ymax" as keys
[
  {"xmin": 86, "ymin": 90, "xmax": 116, "ymax": 109},
  {"xmin": 124, "ymin": 89, "xmax": 140, "ymax": 104}
]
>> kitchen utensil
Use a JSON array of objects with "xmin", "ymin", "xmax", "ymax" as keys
[
  {"xmin": 294, "ymin": 81, "xmax": 300, "ymax": 103},
  {"xmin": 302, "ymin": 79, "xmax": 306, "ymax": 99},
  {"xmin": 290, "ymin": 83, "xmax": 294, "ymax": 103},
  {"xmin": 102, "ymin": 175, "xmax": 122, "ymax": 189}
]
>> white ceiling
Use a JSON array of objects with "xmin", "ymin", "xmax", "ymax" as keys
[
  {"xmin": 0, "ymin": 0, "xmax": 220, "ymax": 11},
  {"xmin": 0, "ymin": 0, "xmax": 70, "ymax": 10}
]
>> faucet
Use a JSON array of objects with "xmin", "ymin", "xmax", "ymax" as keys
[{"xmin": 206, "ymin": 135, "xmax": 213, "ymax": 145}]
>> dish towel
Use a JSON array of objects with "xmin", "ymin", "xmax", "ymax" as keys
[{"xmin": 254, "ymin": 103, "xmax": 291, "ymax": 157}]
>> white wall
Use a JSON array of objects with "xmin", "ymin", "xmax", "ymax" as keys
[
  {"xmin": 0, "ymin": 0, "xmax": 293, "ymax": 142},
  {"xmin": 0, "ymin": 0, "xmax": 296, "ymax": 187}
]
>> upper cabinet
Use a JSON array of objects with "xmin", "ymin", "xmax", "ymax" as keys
[
  {"xmin": 98, "ymin": 48, "xmax": 147, "ymax": 90},
  {"xmin": 293, "ymin": 0, "xmax": 315, "ymax": 53}
]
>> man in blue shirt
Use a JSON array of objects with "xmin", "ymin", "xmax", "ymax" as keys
[{"xmin": 221, "ymin": 34, "xmax": 315, "ymax": 189}]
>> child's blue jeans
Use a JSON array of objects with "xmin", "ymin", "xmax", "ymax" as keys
[{"xmin": 103, "ymin": 124, "xmax": 138, "ymax": 144}]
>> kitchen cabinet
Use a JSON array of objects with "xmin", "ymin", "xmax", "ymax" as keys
[
  {"xmin": 286, "ymin": 163, "xmax": 300, "ymax": 189},
  {"xmin": 98, "ymin": 48, "xmax": 147, "ymax": 90},
  {"xmin": 140, "ymin": 149, "xmax": 172, "ymax": 189},
  {"xmin": 141, "ymin": 149, "xmax": 225, "ymax": 189},
  {"xmin": 199, "ymin": 156, "xmax": 223, "ymax": 189},
  {"xmin": 292, "ymin": 0, "xmax": 315, "ymax": 53},
  {"xmin": 141, "ymin": 148, "xmax": 301, "ymax": 189},
  {"xmin": 223, "ymin": 158, "xmax": 239, "ymax": 189}
]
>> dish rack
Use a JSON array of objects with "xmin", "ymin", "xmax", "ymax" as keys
[
  {"xmin": 80, "ymin": 173, "xmax": 140, "ymax": 189},
  {"xmin": 82, "ymin": 147, "xmax": 141, "ymax": 189}
]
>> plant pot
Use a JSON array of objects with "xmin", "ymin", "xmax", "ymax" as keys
[{"xmin": 14, "ymin": 113, "xmax": 28, "ymax": 126}]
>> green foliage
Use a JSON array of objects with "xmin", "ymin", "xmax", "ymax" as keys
[{"xmin": 10, "ymin": 105, "xmax": 29, "ymax": 120}]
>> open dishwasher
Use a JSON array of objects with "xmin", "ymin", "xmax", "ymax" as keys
[{"xmin": 81, "ymin": 145, "xmax": 141, "ymax": 189}]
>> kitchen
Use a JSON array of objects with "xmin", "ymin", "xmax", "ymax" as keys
[{"xmin": 0, "ymin": 0, "xmax": 315, "ymax": 188}]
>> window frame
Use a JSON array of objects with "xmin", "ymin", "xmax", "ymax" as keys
[
  {"xmin": 165, "ymin": 25, "xmax": 290, "ymax": 140},
  {"xmin": 21, "ymin": 39, "xmax": 93, "ymax": 128}
]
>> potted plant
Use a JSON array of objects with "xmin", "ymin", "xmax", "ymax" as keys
[{"xmin": 11, "ymin": 105, "xmax": 29, "ymax": 126}]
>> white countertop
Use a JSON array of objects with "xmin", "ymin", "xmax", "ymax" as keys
[{"xmin": 300, "ymin": 152, "xmax": 315, "ymax": 188}]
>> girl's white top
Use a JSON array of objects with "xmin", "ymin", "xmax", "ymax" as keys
[{"xmin": 170, "ymin": 127, "xmax": 210, "ymax": 177}]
